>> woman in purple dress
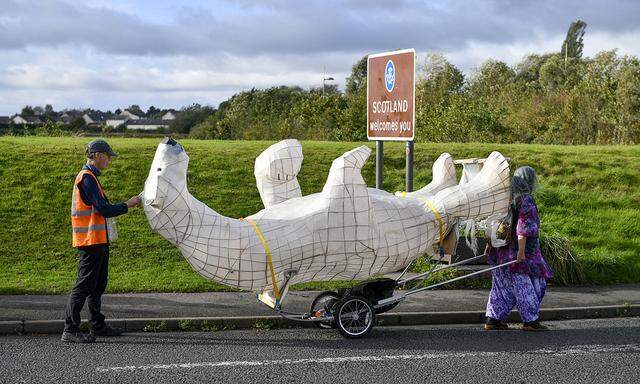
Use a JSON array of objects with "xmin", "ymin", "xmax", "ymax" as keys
[{"xmin": 484, "ymin": 166, "xmax": 553, "ymax": 331}]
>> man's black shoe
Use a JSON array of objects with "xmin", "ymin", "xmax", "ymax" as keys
[
  {"xmin": 61, "ymin": 330, "xmax": 96, "ymax": 343},
  {"xmin": 91, "ymin": 325, "xmax": 124, "ymax": 337}
]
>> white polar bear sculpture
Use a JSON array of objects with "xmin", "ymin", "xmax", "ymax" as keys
[{"xmin": 142, "ymin": 138, "xmax": 510, "ymax": 305}]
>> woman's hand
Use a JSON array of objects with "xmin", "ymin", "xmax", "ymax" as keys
[{"xmin": 517, "ymin": 248, "xmax": 526, "ymax": 263}]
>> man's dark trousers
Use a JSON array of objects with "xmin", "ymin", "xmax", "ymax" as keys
[{"xmin": 64, "ymin": 244, "xmax": 109, "ymax": 332}]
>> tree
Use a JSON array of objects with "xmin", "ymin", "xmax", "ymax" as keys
[
  {"xmin": 345, "ymin": 56, "xmax": 367, "ymax": 96},
  {"xmin": 419, "ymin": 53, "xmax": 464, "ymax": 94},
  {"xmin": 414, "ymin": 54, "xmax": 466, "ymax": 141},
  {"xmin": 515, "ymin": 53, "xmax": 553, "ymax": 86},
  {"xmin": 212, "ymin": 86, "xmax": 308, "ymax": 140},
  {"xmin": 169, "ymin": 104, "xmax": 216, "ymax": 134},
  {"xmin": 33, "ymin": 106, "xmax": 44, "ymax": 116},
  {"xmin": 468, "ymin": 60, "xmax": 515, "ymax": 98},
  {"xmin": 126, "ymin": 104, "xmax": 143, "ymax": 116},
  {"xmin": 147, "ymin": 105, "xmax": 161, "ymax": 118},
  {"xmin": 43, "ymin": 104, "xmax": 56, "ymax": 120},
  {"xmin": 615, "ymin": 56, "xmax": 640, "ymax": 143},
  {"xmin": 21, "ymin": 106, "xmax": 35, "ymax": 116},
  {"xmin": 189, "ymin": 115, "xmax": 218, "ymax": 139},
  {"xmin": 68, "ymin": 116, "xmax": 86, "ymax": 131},
  {"xmin": 539, "ymin": 54, "xmax": 582, "ymax": 91},
  {"xmin": 561, "ymin": 20, "xmax": 587, "ymax": 60},
  {"xmin": 336, "ymin": 56, "xmax": 368, "ymax": 141},
  {"xmin": 290, "ymin": 91, "xmax": 345, "ymax": 140}
]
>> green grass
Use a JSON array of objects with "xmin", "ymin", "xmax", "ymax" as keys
[{"xmin": 0, "ymin": 137, "xmax": 638, "ymax": 294}]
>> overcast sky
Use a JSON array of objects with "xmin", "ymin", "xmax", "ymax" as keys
[{"xmin": 1, "ymin": 0, "xmax": 639, "ymax": 115}]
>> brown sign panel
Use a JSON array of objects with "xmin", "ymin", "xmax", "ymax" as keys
[{"xmin": 367, "ymin": 49, "xmax": 415, "ymax": 141}]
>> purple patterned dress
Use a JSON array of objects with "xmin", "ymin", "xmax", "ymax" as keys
[{"xmin": 485, "ymin": 194, "xmax": 553, "ymax": 323}]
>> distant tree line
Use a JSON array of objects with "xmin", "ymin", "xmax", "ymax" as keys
[
  {"xmin": 187, "ymin": 20, "xmax": 639, "ymax": 144},
  {"xmin": 3, "ymin": 21, "xmax": 638, "ymax": 144}
]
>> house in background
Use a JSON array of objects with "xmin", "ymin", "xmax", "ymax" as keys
[
  {"xmin": 3, "ymin": 107, "xmax": 180, "ymax": 130},
  {"xmin": 82, "ymin": 111, "xmax": 107, "ymax": 125},
  {"xmin": 161, "ymin": 111, "xmax": 177, "ymax": 120},
  {"xmin": 58, "ymin": 112, "xmax": 71, "ymax": 123},
  {"xmin": 59, "ymin": 111, "xmax": 83, "ymax": 124},
  {"xmin": 105, "ymin": 115, "xmax": 128, "ymax": 128},
  {"xmin": 125, "ymin": 119, "xmax": 169, "ymax": 131},
  {"xmin": 12, "ymin": 115, "xmax": 28, "ymax": 124},
  {"xmin": 82, "ymin": 114, "xmax": 94, "ymax": 124},
  {"xmin": 12, "ymin": 115, "xmax": 43, "ymax": 124},
  {"xmin": 120, "ymin": 109, "xmax": 144, "ymax": 120}
]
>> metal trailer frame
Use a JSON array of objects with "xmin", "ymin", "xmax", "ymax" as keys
[
  {"xmin": 251, "ymin": 155, "xmax": 519, "ymax": 337},
  {"xmin": 262, "ymin": 253, "xmax": 518, "ymax": 338}
]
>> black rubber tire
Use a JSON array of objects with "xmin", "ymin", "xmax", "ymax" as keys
[
  {"xmin": 334, "ymin": 295, "xmax": 375, "ymax": 339},
  {"xmin": 310, "ymin": 291, "xmax": 339, "ymax": 329}
]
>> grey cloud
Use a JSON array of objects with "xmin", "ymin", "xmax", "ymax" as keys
[
  {"xmin": 1, "ymin": 0, "xmax": 640, "ymax": 57},
  {"xmin": 0, "ymin": 0, "xmax": 206, "ymax": 55}
]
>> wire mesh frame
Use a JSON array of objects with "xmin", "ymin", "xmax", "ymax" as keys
[{"xmin": 143, "ymin": 140, "xmax": 511, "ymax": 300}]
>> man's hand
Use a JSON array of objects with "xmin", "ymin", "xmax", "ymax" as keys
[{"xmin": 125, "ymin": 195, "xmax": 142, "ymax": 208}]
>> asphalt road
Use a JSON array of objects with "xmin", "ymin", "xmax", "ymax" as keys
[{"xmin": 2, "ymin": 318, "xmax": 639, "ymax": 384}]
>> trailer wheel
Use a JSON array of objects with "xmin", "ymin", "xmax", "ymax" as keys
[
  {"xmin": 334, "ymin": 295, "xmax": 375, "ymax": 339},
  {"xmin": 310, "ymin": 291, "xmax": 339, "ymax": 329}
]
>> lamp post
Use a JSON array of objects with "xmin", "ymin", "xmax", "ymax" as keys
[
  {"xmin": 323, "ymin": 76, "xmax": 334, "ymax": 96},
  {"xmin": 323, "ymin": 66, "xmax": 334, "ymax": 96}
]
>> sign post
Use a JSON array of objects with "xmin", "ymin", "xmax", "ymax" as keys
[
  {"xmin": 367, "ymin": 48, "xmax": 415, "ymax": 191},
  {"xmin": 406, "ymin": 140, "xmax": 413, "ymax": 192}
]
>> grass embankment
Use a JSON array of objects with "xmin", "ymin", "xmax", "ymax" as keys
[{"xmin": 0, "ymin": 137, "xmax": 638, "ymax": 294}]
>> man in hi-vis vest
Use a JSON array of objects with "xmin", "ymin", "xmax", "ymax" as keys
[{"xmin": 62, "ymin": 139, "xmax": 141, "ymax": 343}]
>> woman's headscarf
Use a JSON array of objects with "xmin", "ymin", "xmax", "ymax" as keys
[{"xmin": 512, "ymin": 166, "xmax": 537, "ymax": 199}]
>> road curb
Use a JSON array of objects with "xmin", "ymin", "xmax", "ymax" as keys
[{"xmin": 1, "ymin": 304, "xmax": 637, "ymax": 335}]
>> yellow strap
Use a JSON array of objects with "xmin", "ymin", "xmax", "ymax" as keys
[
  {"xmin": 245, "ymin": 218, "xmax": 281, "ymax": 300},
  {"xmin": 399, "ymin": 192, "xmax": 444, "ymax": 245}
]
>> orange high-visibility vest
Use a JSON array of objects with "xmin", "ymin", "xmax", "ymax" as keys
[{"xmin": 71, "ymin": 169, "xmax": 108, "ymax": 247}]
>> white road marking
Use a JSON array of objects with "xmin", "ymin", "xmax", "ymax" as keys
[{"xmin": 96, "ymin": 344, "xmax": 640, "ymax": 373}]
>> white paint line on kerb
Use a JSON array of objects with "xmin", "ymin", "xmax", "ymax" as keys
[{"xmin": 96, "ymin": 344, "xmax": 640, "ymax": 373}]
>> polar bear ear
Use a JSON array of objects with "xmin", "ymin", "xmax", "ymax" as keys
[{"xmin": 162, "ymin": 136, "xmax": 177, "ymax": 146}]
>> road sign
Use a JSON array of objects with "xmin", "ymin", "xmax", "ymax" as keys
[{"xmin": 367, "ymin": 49, "xmax": 415, "ymax": 141}]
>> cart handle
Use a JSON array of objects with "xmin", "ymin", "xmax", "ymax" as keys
[
  {"xmin": 397, "ymin": 253, "xmax": 486, "ymax": 285},
  {"xmin": 377, "ymin": 259, "xmax": 519, "ymax": 308}
]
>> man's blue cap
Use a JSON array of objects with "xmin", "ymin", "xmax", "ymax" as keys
[{"xmin": 86, "ymin": 139, "xmax": 118, "ymax": 157}]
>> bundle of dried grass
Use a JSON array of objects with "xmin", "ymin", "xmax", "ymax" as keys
[{"xmin": 540, "ymin": 233, "xmax": 587, "ymax": 285}]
